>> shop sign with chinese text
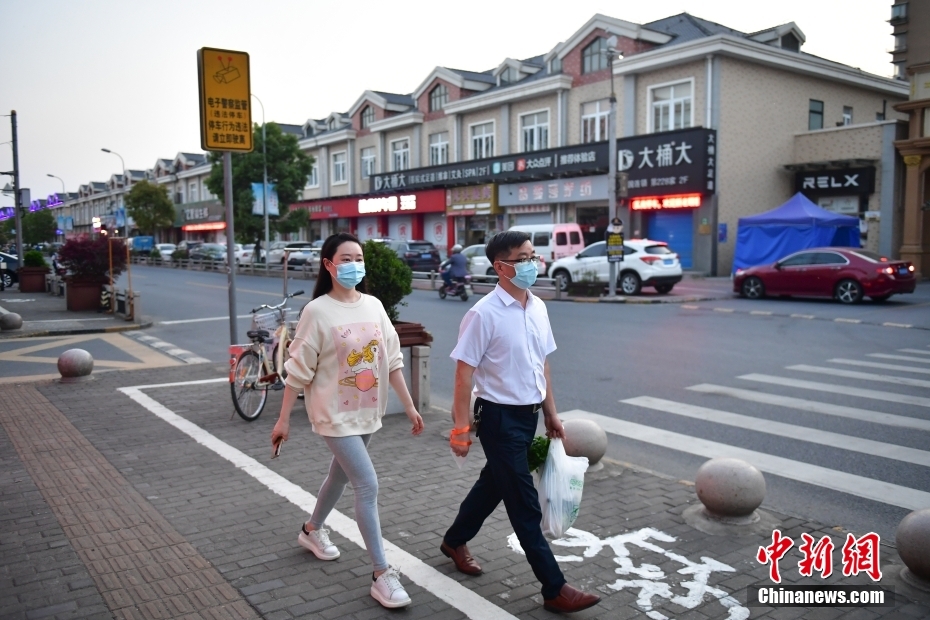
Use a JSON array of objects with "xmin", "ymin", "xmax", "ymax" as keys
[
  {"xmin": 499, "ymin": 175, "xmax": 607, "ymax": 206},
  {"xmin": 197, "ymin": 47, "xmax": 253, "ymax": 152}
]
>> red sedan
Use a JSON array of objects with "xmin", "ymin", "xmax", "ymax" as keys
[{"xmin": 734, "ymin": 247, "xmax": 916, "ymax": 304}]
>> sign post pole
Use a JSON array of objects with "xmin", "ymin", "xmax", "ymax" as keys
[
  {"xmin": 606, "ymin": 44, "xmax": 618, "ymax": 298},
  {"xmin": 223, "ymin": 151, "xmax": 238, "ymax": 347}
]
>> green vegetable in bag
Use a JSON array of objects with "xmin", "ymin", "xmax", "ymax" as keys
[{"xmin": 527, "ymin": 435, "xmax": 550, "ymax": 473}]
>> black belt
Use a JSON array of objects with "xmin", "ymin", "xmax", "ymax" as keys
[{"xmin": 476, "ymin": 397, "xmax": 541, "ymax": 414}]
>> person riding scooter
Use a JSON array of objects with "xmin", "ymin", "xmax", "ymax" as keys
[{"xmin": 441, "ymin": 244, "xmax": 469, "ymax": 290}]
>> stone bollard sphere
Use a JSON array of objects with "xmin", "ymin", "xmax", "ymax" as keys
[
  {"xmin": 562, "ymin": 419, "xmax": 608, "ymax": 472},
  {"xmin": 0, "ymin": 312, "xmax": 23, "ymax": 331},
  {"xmin": 57, "ymin": 349, "xmax": 94, "ymax": 383},
  {"xmin": 695, "ymin": 457, "xmax": 766, "ymax": 518},
  {"xmin": 896, "ymin": 508, "xmax": 930, "ymax": 582}
]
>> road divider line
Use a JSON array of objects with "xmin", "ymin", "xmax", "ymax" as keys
[
  {"xmin": 787, "ymin": 364, "xmax": 930, "ymax": 389},
  {"xmin": 161, "ymin": 315, "xmax": 252, "ymax": 325},
  {"xmin": 868, "ymin": 353, "xmax": 930, "ymax": 364},
  {"xmin": 790, "ymin": 314, "xmax": 815, "ymax": 319},
  {"xmin": 713, "ymin": 308, "xmax": 735, "ymax": 313},
  {"xmin": 829, "ymin": 358, "xmax": 930, "ymax": 375},
  {"xmin": 681, "ymin": 305, "xmax": 700, "ymax": 309},
  {"xmin": 883, "ymin": 323, "xmax": 912, "ymax": 329},
  {"xmin": 750, "ymin": 311, "xmax": 773, "ymax": 316},
  {"xmin": 687, "ymin": 384, "xmax": 930, "ymax": 432},
  {"xmin": 622, "ymin": 396, "xmax": 930, "ymax": 467},
  {"xmin": 834, "ymin": 318, "xmax": 861, "ymax": 324},
  {"xmin": 120, "ymin": 380, "xmax": 516, "ymax": 620},
  {"xmin": 900, "ymin": 348, "xmax": 930, "ymax": 356},
  {"xmin": 739, "ymin": 374, "xmax": 930, "ymax": 408},
  {"xmin": 560, "ymin": 410, "xmax": 930, "ymax": 511},
  {"xmin": 185, "ymin": 281, "xmax": 284, "ymax": 296}
]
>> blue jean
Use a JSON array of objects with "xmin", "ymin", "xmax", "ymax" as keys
[{"xmin": 443, "ymin": 400, "xmax": 566, "ymax": 599}]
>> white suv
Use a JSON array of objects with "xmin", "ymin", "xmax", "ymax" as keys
[{"xmin": 548, "ymin": 239, "xmax": 683, "ymax": 295}]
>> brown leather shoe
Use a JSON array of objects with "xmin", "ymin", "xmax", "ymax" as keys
[
  {"xmin": 440, "ymin": 541, "xmax": 482, "ymax": 575},
  {"xmin": 543, "ymin": 584, "xmax": 601, "ymax": 613}
]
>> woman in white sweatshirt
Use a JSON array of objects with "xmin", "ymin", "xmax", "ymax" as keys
[{"xmin": 271, "ymin": 232, "xmax": 424, "ymax": 609}]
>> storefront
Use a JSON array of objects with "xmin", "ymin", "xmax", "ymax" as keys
[
  {"xmin": 290, "ymin": 189, "xmax": 447, "ymax": 250},
  {"xmin": 178, "ymin": 201, "xmax": 227, "ymax": 243},
  {"xmin": 499, "ymin": 175, "xmax": 609, "ymax": 245},
  {"xmin": 445, "ymin": 184, "xmax": 502, "ymax": 248},
  {"xmin": 791, "ymin": 165, "xmax": 877, "ymax": 249}
]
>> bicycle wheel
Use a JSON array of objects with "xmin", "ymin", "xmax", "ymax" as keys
[{"xmin": 231, "ymin": 350, "xmax": 267, "ymax": 421}]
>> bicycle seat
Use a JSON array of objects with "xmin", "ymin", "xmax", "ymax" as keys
[{"xmin": 247, "ymin": 329, "xmax": 270, "ymax": 342}]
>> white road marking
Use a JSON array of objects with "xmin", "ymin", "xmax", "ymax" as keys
[
  {"xmin": 749, "ymin": 311, "xmax": 772, "ymax": 316},
  {"xmin": 739, "ymin": 374, "xmax": 930, "ymax": 408},
  {"xmin": 834, "ymin": 318, "xmax": 861, "ymax": 324},
  {"xmin": 790, "ymin": 314, "xmax": 815, "ymax": 319},
  {"xmin": 160, "ymin": 315, "xmax": 252, "ymax": 325},
  {"xmin": 119, "ymin": 380, "xmax": 517, "ymax": 620},
  {"xmin": 713, "ymin": 308, "xmax": 734, "ymax": 313},
  {"xmin": 687, "ymin": 384, "xmax": 930, "ymax": 432},
  {"xmin": 124, "ymin": 333, "xmax": 211, "ymax": 364},
  {"xmin": 829, "ymin": 358, "xmax": 930, "ymax": 375},
  {"xmin": 560, "ymin": 410, "xmax": 930, "ymax": 511},
  {"xmin": 883, "ymin": 323, "xmax": 912, "ymax": 328},
  {"xmin": 623, "ymin": 396, "xmax": 930, "ymax": 467},
  {"xmin": 868, "ymin": 354, "xmax": 930, "ymax": 364},
  {"xmin": 900, "ymin": 349, "xmax": 930, "ymax": 356},
  {"xmin": 787, "ymin": 364, "xmax": 930, "ymax": 389}
]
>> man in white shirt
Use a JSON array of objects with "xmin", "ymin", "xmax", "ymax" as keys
[{"xmin": 440, "ymin": 231, "xmax": 600, "ymax": 614}]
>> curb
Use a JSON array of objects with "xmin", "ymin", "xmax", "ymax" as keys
[
  {"xmin": 0, "ymin": 318, "xmax": 153, "ymax": 340},
  {"xmin": 680, "ymin": 303, "xmax": 929, "ymax": 331}
]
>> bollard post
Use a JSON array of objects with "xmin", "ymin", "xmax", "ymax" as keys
[
  {"xmin": 555, "ymin": 274, "xmax": 563, "ymax": 300},
  {"xmin": 410, "ymin": 346, "xmax": 430, "ymax": 413}
]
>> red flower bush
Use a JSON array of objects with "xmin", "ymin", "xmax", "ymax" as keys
[{"xmin": 58, "ymin": 236, "xmax": 127, "ymax": 282}]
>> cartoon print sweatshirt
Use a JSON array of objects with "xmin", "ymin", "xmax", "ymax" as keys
[{"xmin": 284, "ymin": 293, "xmax": 404, "ymax": 437}]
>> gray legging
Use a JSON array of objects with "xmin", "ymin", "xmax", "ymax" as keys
[{"xmin": 309, "ymin": 433, "xmax": 387, "ymax": 571}]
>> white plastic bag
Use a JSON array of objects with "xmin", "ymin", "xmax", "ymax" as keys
[{"xmin": 537, "ymin": 438, "xmax": 588, "ymax": 539}]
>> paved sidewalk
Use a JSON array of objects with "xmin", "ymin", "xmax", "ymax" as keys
[
  {"xmin": 0, "ymin": 288, "xmax": 150, "ymax": 340},
  {"xmin": 0, "ymin": 364, "xmax": 927, "ymax": 619}
]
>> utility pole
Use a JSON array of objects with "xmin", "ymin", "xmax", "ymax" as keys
[
  {"xmin": 606, "ymin": 42, "xmax": 619, "ymax": 298},
  {"xmin": 252, "ymin": 94, "xmax": 269, "ymax": 268},
  {"xmin": 10, "ymin": 111, "xmax": 24, "ymax": 259}
]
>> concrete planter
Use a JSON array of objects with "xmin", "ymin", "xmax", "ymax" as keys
[
  {"xmin": 566, "ymin": 282, "xmax": 605, "ymax": 297},
  {"xmin": 66, "ymin": 279, "xmax": 104, "ymax": 311},
  {"xmin": 17, "ymin": 266, "xmax": 50, "ymax": 293}
]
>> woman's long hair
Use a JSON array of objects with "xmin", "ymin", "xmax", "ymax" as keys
[{"xmin": 312, "ymin": 233, "xmax": 367, "ymax": 300}]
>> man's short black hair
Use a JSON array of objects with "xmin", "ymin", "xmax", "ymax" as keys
[{"xmin": 486, "ymin": 230, "xmax": 531, "ymax": 262}]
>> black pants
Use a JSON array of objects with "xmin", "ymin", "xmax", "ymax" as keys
[{"xmin": 443, "ymin": 399, "xmax": 566, "ymax": 599}]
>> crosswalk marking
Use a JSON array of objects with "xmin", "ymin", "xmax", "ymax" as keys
[
  {"xmin": 622, "ymin": 396, "xmax": 930, "ymax": 467},
  {"xmin": 787, "ymin": 364, "xmax": 930, "ymax": 389},
  {"xmin": 560, "ymin": 410, "xmax": 930, "ymax": 511},
  {"xmin": 829, "ymin": 358, "xmax": 930, "ymax": 375},
  {"xmin": 739, "ymin": 374, "xmax": 930, "ymax": 408},
  {"xmin": 900, "ymin": 349, "xmax": 930, "ymax": 356},
  {"xmin": 687, "ymin": 384, "xmax": 930, "ymax": 432},
  {"xmin": 869, "ymin": 353, "xmax": 930, "ymax": 364}
]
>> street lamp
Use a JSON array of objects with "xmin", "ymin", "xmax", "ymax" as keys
[
  {"xmin": 604, "ymin": 36, "xmax": 624, "ymax": 298},
  {"xmin": 251, "ymin": 94, "xmax": 269, "ymax": 266},
  {"xmin": 101, "ymin": 148, "xmax": 128, "ymax": 238},
  {"xmin": 46, "ymin": 173, "xmax": 65, "ymax": 194}
]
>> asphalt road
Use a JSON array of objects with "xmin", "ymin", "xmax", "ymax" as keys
[{"xmin": 120, "ymin": 264, "xmax": 930, "ymax": 542}]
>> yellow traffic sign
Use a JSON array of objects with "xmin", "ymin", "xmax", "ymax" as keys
[{"xmin": 197, "ymin": 47, "xmax": 253, "ymax": 152}]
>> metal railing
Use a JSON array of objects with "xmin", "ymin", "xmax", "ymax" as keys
[{"xmin": 129, "ymin": 255, "xmax": 319, "ymax": 279}]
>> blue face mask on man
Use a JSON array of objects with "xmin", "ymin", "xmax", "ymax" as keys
[
  {"xmin": 333, "ymin": 261, "xmax": 365, "ymax": 288},
  {"xmin": 503, "ymin": 260, "xmax": 537, "ymax": 290}
]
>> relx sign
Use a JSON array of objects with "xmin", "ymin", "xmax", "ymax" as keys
[
  {"xmin": 795, "ymin": 167, "xmax": 875, "ymax": 196},
  {"xmin": 371, "ymin": 127, "xmax": 717, "ymax": 197}
]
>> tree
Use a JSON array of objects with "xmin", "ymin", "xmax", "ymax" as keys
[
  {"xmin": 205, "ymin": 122, "xmax": 314, "ymax": 243},
  {"xmin": 275, "ymin": 208, "xmax": 308, "ymax": 236},
  {"xmin": 22, "ymin": 209, "xmax": 56, "ymax": 245},
  {"xmin": 125, "ymin": 180, "xmax": 175, "ymax": 235}
]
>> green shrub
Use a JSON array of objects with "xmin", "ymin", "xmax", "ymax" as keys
[
  {"xmin": 362, "ymin": 239, "xmax": 412, "ymax": 323},
  {"xmin": 149, "ymin": 248, "xmax": 161, "ymax": 259},
  {"xmin": 171, "ymin": 249, "xmax": 189, "ymax": 261},
  {"xmin": 23, "ymin": 250, "xmax": 49, "ymax": 268}
]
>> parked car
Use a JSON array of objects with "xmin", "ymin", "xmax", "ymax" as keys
[
  {"xmin": 265, "ymin": 241, "xmax": 289, "ymax": 264},
  {"xmin": 548, "ymin": 239, "xmax": 683, "ymax": 295},
  {"xmin": 280, "ymin": 242, "xmax": 319, "ymax": 268},
  {"xmin": 189, "ymin": 243, "xmax": 226, "ymax": 263},
  {"xmin": 460, "ymin": 243, "xmax": 545, "ymax": 277},
  {"xmin": 223, "ymin": 243, "xmax": 255, "ymax": 265},
  {"xmin": 509, "ymin": 223, "xmax": 584, "ymax": 271},
  {"xmin": 387, "ymin": 240, "xmax": 441, "ymax": 272},
  {"xmin": 155, "ymin": 243, "xmax": 176, "ymax": 260},
  {"xmin": 734, "ymin": 247, "xmax": 916, "ymax": 304},
  {"xmin": 0, "ymin": 251, "xmax": 20, "ymax": 288}
]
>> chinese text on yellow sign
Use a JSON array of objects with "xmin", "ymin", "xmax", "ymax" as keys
[{"xmin": 198, "ymin": 47, "xmax": 253, "ymax": 152}]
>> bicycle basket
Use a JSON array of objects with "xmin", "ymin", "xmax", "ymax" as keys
[{"xmin": 251, "ymin": 312, "xmax": 279, "ymax": 332}]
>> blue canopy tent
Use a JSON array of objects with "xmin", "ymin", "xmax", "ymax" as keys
[{"xmin": 732, "ymin": 192, "xmax": 860, "ymax": 273}]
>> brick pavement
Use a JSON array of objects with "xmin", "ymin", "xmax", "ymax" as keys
[{"xmin": 0, "ymin": 364, "xmax": 927, "ymax": 619}]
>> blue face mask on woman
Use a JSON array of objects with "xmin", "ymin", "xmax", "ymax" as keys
[
  {"xmin": 334, "ymin": 261, "xmax": 365, "ymax": 289},
  {"xmin": 505, "ymin": 260, "xmax": 538, "ymax": 290}
]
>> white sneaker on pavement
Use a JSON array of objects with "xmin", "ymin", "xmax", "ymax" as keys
[
  {"xmin": 370, "ymin": 566, "xmax": 411, "ymax": 608},
  {"xmin": 298, "ymin": 524, "xmax": 340, "ymax": 560}
]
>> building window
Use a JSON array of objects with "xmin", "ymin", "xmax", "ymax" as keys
[
  {"xmin": 429, "ymin": 84, "xmax": 448, "ymax": 112},
  {"xmin": 842, "ymin": 106, "xmax": 853, "ymax": 126},
  {"xmin": 500, "ymin": 67, "xmax": 518, "ymax": 85},
  {"xmin": 894, "ymin": 33, "xmax": 907, "ymax": 51},
  {"xmin": 893, "ymin": 61, "xmax": 907, "ymax": 80},
  {"xmin": 876, "ymin": 111, "xmax": 886, "ymax": 121},
  {"xmin": 581, "ymin": 99, "xmax": 609, "ymax": 143},
  {"xmin": 391, "ymin": 139, "xmax": 409, "ymax": 171},
  {"xmin": 361, "ymin": 106, "xmax": 375, "ymax": 129},
  {"xmin": 332, "ymin": 151, "xmax": 347, "ymax": 185},
  {"xmin": 809, "ymin": 99, "xmax": 824, "ymax": 130},
  {"xmin": 471, "ymin": 122, "xmax": 494, "ymax": 159},
  {"xmin": 891, "ymin": 3, "xmax": 907, "ymax": 20},
  {"xmin": 307, "ymin": 162, "xmax": 319, "ymax": 188},
  {"xmin": 189, "ymin": 182, "xmax": 198, "ymax": 203},
  {"xmin": 551, "ymin": 57, "xmax": 562, "ymax": 74},
  {"xmin": 650, "ymin": 81, "xmax": 692, "ymax": 133},
  {"xmin": 582, "ymin": 37, "xmax": 608, "ymax": 74},
  {"xmin": 361, "ymin": 147, "xmax": 376, "ymax": 179},
  {"xmin": 429, "ymin": 132, "xmax": 449, "ymax": 166},
  {"xmin": 780, "ymin": 33, "xmax": 800, "ymax": 52},
  {"xmin": 521, "ymin": 111, "xmax": 549, "ymax": 152}
]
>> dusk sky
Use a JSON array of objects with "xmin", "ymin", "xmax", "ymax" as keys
[{"xmin": 0, "ymin": 0, "xmax": 895, "ymax": 206}]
